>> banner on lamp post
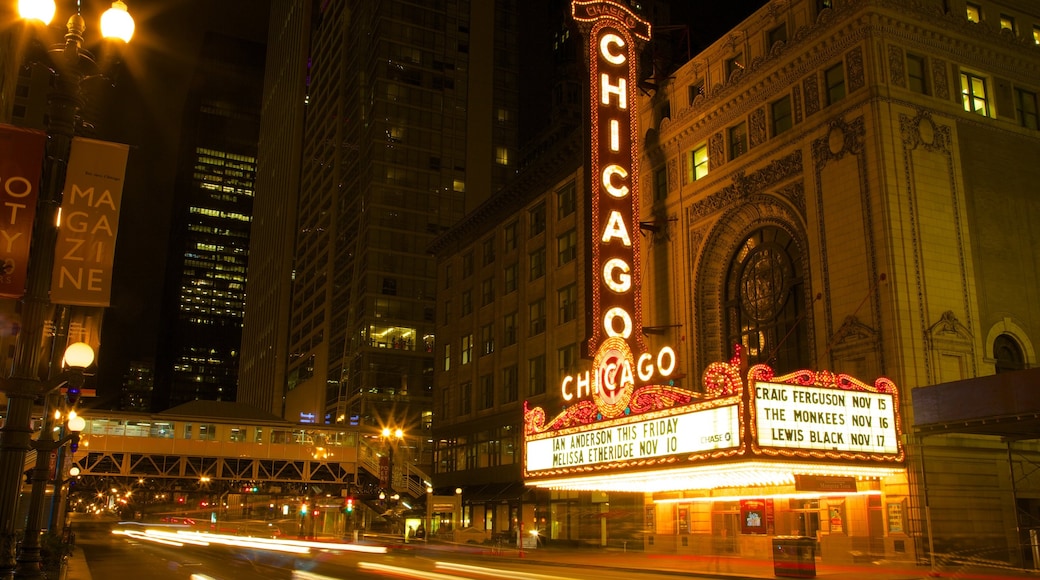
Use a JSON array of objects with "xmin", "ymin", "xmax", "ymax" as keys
[
  {"xmin": 50, "ymin": 137, "xmax": 129, "ymax": 307},
  {"xmin": 0, "ymin": 124, "xmax": 47, "ymax": 300}
]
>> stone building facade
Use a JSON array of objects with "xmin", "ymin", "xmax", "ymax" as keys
[{"xmin": 432, "ymin": 0, "xmax": 1040, "ymax": 566}]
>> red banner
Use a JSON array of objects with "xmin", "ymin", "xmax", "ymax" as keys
[
  {"xmin": 0, "ymin": 124, "xmax": 47, "ymax": 299},
  {"xmin": 50, "ymin": 137, "xmax": 129, "ymax": 307}
]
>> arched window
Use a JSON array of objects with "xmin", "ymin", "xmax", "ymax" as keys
[
  {"xmin": 993, "ymin": 334, "xmax": 1025, "ymax": 373},
  {"xmin": 724, "ymin": 227, "xmax": 809, "ymax": 374}
]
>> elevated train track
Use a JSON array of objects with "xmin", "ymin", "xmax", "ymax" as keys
[{"xmin": 58, "ymin": 410, "xmax": 429, "ymax": 499}]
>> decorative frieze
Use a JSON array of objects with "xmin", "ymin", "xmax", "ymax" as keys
[{"xmin": 687, "ymin": 150, "xmax": 803, "ymax": 221}]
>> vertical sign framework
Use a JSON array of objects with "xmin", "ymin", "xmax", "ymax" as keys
[{"xmin": 573, "ymin": 1, "xmax": 650, "ymax": 358}]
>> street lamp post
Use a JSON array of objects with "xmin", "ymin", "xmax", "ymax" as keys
[
  {"xmin": 424, "ymin": 485, "xmax": 432, "ymax": 543},
  {"xmin": 379, "ymin": 428, "xmax": 403, "ymax": 536},
  {"xmin": 454, "ymin": 487, "xmax": 462, "ymax": 544},
  {"xmin": 380, "ymin": 427, "xmax": 404, "ymax": 493},
  {"xmin": 15, "ymin": 344, "xmax": 90, "ymax": 580},
  {"xmin": 0, "ymin": 2, "xmax": 133, "ymax": 577}
]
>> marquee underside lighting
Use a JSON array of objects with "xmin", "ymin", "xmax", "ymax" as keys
[
  {"xmin": 653, "ymin": 490, "xmax": 882, "ymax": 504},
  {"xmin": 526, "ymin": 461, "xmax": 903, "ymax": 493}
]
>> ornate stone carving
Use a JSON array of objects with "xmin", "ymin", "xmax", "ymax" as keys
[
  {"xmin": 888, "ymin": 45, "xmax": 905, "ymax": 87},
  {"xmin": 749, "ymin": 107, "xmax": 768, "ymax": 149},
  {"xmin": 812, "ymin": 116, "xmax": 866, "ymax": 170},
  {"xmin": 804, "ymin": 74, "xmax": 820, "ymax": 116},
  {"xmin": 899, "ymin": 109, "xmax": 950, "ymax": 154},
  {"xmin": 777, "ymin": 182, "xmax": 806, "ymax": 216},
  {"xmin": 667, "ymin": 157, "xmax": 678, "ymax": 194},
  {"xmin": 831, "ymin": 315, "xmax": 878, "ymax": 346},
  {"xmin": 793, "ymin": 85, "xmax": 803, "ymax": 125},
  {"xmin": 688, "ymin": 150, "xmax": 803, "ymax": 220},
  {"xmin": 929, "ymin": 310, "xmax": 971, "ymax": 339},
  {"xmin": 847, "ymin": 46, "xmax": 865, "ymax": 93},
  {"xmin": 765, "ymin": 0, "xmax": 789, "ymax": 22},
  {"xmin": 709, "ymin": 132, "xmax": 725, "ymax": 170},
  {"xmin": 931, "ymin": 57, "xmax": 949, "ymax": 101}
]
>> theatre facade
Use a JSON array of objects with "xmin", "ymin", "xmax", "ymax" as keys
[
  {"xmin": 518, "ymin": 0, "xmax": 1040, "ymax": 566},
  {"xmin": 434, "ymin": 0, "xmax": 1040, "ymax": 568},
  {"xmin": 522, "ymin": 0, "xmax": 910, "ymax": 563}
]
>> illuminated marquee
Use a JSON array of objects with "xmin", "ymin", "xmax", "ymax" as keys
[
  {"xmin": 749, "ymin": 365, "xmax": 905, "ymax": 462},
  {"xmin": 526, "ymin": 404, "xmax": 740, "ymax": 472}
]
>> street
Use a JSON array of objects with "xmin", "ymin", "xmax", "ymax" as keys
[{"xmin": 72, "ymin": 519, "xmax": 769, "ymax": 580}]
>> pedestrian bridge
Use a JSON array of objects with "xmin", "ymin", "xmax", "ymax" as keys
[{"xmin": 49, "ymin": 409, "xmax": 429, "ymax": 499}]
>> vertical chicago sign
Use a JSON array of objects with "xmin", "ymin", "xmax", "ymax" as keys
[
  {"xmin": 524, "ymin": 1, "xmax": 723, "ymax": 487},
  {"xmin": 570, "ymin": 0, "xmax": 673, "ymax": 418}
]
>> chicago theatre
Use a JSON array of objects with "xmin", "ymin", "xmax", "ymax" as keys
[{"xmin": 432, "ymin": 0, "xmax": 1040, "ymax": 568}]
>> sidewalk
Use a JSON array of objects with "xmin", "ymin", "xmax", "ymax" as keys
[
  {"xmin": 65, "ymin": 546, "xmax": 91, "ymax": 580},
  {"xmin": 424, "ymin": 543, "xmax": 1040, "ymax": 580}
]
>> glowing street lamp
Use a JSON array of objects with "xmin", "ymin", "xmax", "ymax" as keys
[
  {"xmin": 380, "ymin": 427, "xmax": 405, "ymax": 492},
  {"xmin": 14, "ymin": 342, "xmax": 94, "ymax": 579}
]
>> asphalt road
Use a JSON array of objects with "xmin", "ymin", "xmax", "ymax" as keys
[{"xmin": 73, "ymin": 519, "xmax": 732, "ymax": 580}]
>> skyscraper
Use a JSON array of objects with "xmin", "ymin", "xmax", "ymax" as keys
[
  {"xmin": 237, "ymin": 0, "xmax": 311, "ymax": 418},
  {"xmin": 154, "ymin": 32, "xmax": 264, "ymax": 410},
  {"xmin": 240, "ymin": 1, "xmax": 524, "ymax": 443}
]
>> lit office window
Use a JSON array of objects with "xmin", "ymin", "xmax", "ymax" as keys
[
  {"xmin": 689, "ymin": 144, "xmax": 708, "ymax": 181},
  {"xmin": 961, "ymin": 72, "xmax": 989, "ymax": 116},
  {"xmin": 999, "ymin": 14, "xmax": 1015, "ymax": 34},
  {"xmin": 461, "ymin": 334, "xmax": 473, "ymax": 365},
  {"xmin": 966, "ymin": 3, "xmax": 981, "ymax": 23}
]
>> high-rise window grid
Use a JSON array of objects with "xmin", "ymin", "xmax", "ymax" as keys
[{"xmin": 557, "ymin": 229, "xmax": 577, "ymax": 265}]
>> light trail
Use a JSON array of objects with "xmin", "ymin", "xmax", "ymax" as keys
[
  {"xmin": 358, "ymin": 562, "xmax": 461, "ymax": 579},
  {"xmin": 435, "ymin": 561, "xmax": 581, "ymax": 580}
]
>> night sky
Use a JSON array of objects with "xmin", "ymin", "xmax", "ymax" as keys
[{"xmin": 672, "ymin": 1, "xmax": 767, "ymax": 53}]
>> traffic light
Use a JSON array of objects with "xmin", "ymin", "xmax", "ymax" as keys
[
  {"xmin": 300, "ymin": 503, "xmax": 308, "ymax": 515},
  {"xmin": 345, "ymin": 498, "xmax": 354, "ymax": 513}
]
